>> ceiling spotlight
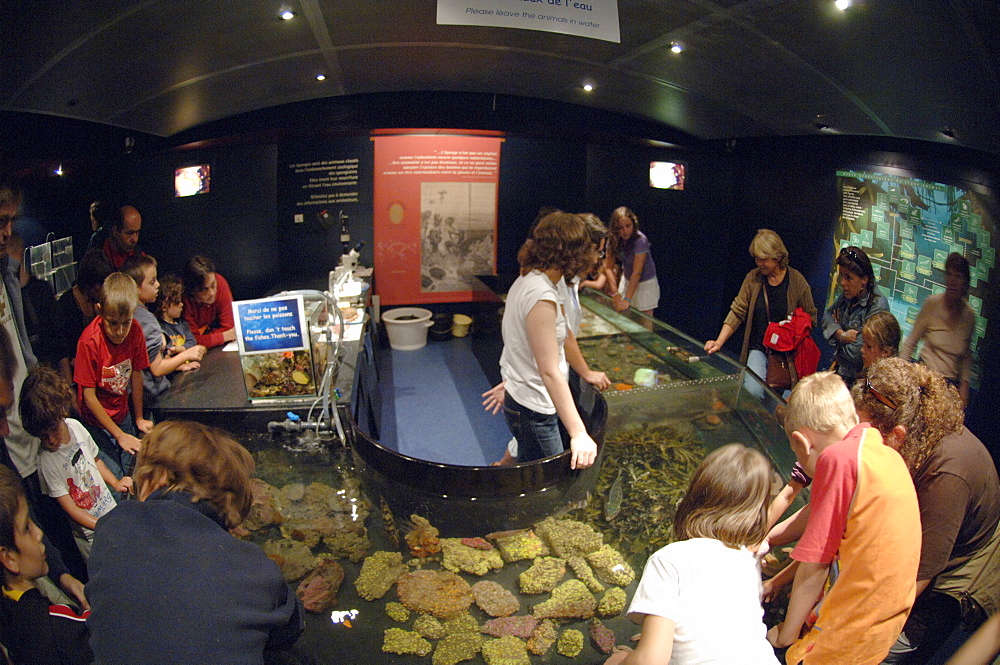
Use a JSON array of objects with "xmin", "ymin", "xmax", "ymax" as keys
[
  {"xmin": 316, "ymin": 74, "xmax": 326, "ymax": 81},
  {"xmin": 583, "ymin": 83, "xmax": 594, "ymax": 92},
  {"xmin": 670, "ymin": 41, "xmax": 684, "ymax": 54},
  {"xmin": 834, "ymin": 0, "xmax": 851, "ymax": 10},
  {"xmin": 280, "ymin": 9, "xmax": 295, "ymax": 20},
  {"xmin": 54, "ymin": 164, "xmax": 64, "ymax": 177}
]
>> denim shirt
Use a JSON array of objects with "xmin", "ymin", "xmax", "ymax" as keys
[{"xmin": 822, "ymin": 287, "xmax": 888, "ymax": 383}]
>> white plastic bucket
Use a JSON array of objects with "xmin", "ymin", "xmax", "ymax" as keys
[{"xmin": 383, "ymin": 307, "xmax": 434, "ymax": 350}]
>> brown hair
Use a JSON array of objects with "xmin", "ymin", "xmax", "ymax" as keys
[
  {"xmin": 836, "ymin": 245, "xmax": 876, "ymax": 289},
  {"xmin": 183, "ymin": 255, "xmax": 217, "ymax": 298},
  {"xmin": 517, "ymin": 212, "xmax": 595, "ymax": 280},
  {"xmin": 19, "ymin": 365, "xmax": 72, "ymax": 440},
  {"xmin": 133, "ymin": 421, "xmax": 254, "ymax": 529},
  {"xmin": 851, "ymin": 357, "xmax": 963, "ymax": 474},
  {"xmin": 100, "ymin": 272, "xmax": 139, "ymax": 319},
  {"xmin": 945, "ymin": 252, "xmax": 971, "ymax": 283},
  {"xmin": 0, "ymin": 464, "xmax": 25, "ymax": 553},
  {"xmin": 122, "ymin": 253, "xmax": 157, "ymax": 287},
  {"xmin": 861, "ymin": 311, "xmax": 901, "ymax": 356},
  {"xmin": 674, "ymin": 443, "xmax": 771, "ymax": 549},
  {"xmin": 155, "ymin": 274, "xmax": 184, "ymax": 316}
]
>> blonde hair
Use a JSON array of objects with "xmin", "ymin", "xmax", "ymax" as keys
[
  {"xmin": 862, "ymin": 311, "xmax": 901, "ymax": 356},
  {"xmin": 784, "ymin": 371, "xmax": 859, "ymax": 436},
  {"xmin": 133, "ymin": 421, "xmax": 255, "ymax": 529},
  {"xmin": 749, "ymin": 229, "xmax": 789, "ymax": 270},
  {"xmin": 100, "ymin": 272, "xmax": 138, "ymax": 319},
  {"xmin": 851, "ymin": 358, "xmax": 963, "ymax": 474},
  {"xmin": 673, "ymin": 444, "xmax": 771, "ymax": 549}
]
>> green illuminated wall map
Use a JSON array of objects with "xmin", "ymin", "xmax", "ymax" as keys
[{"xmin": 833, "ymin": 170, "xmax": 995, "ymax": 387}]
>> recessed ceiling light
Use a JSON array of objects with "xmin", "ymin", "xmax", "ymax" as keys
[
  {"xmin": 280, "ymin": 9, "xmax": 295, "ymax": 20},
  {"xmin": 316, "ymin": 74, "xmax": 326, "ymax": 81},
  {"xmin": 834, "ymin": 0, "xmax": 851, "ymax": 10},
  {"xmin": 670, "ymin": 41, "xmax": 684, "ymax": 54},
  {"xmin": 583, "ymin": 83, "xmax": 594, "ymax": 92},
  {"xmin": 55, "ymin": 164, "xmax": 64, "ymax": 177}
]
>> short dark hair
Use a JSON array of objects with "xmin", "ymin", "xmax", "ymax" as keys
[
  {"xmin": 19, "ymin": 365, "xmax": 72, "ymax": 439},
  {"xmin": 183, "ymin": 255, "xmax": 217, "ymax": 298},
  {"xmin": 945, "ymin": 252, "xmax": 970, "ymax": 283},
  {"xmin": 76, "ymin": 249, "xmax": 114, "ymax": 296},
  {"xmin": 155, "ymin": 274, "xmax": 184, "ymax": 315},
  {"xmin": 122, "ymin": 254, "xmax": 157, "ymax": 287},
  {"xmin": 0, "ymin": 173, "xmax": 22, "ymax": 212}
]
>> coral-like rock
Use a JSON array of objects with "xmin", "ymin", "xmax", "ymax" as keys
[
  {"xmin": 440, "ymin": 538, "xmax": 504, "ymax": 576},
  {"xmin": 527, "ymin": 619, "xmax": 558, "ymax": 656},
  {"xmin": 396, "ymin": 569, "xmax": 474, "ymax": 619},
  {"xmin": 589, "ymin": 619, "xmax": 616, "ymax": 654},
  {"xmin": 518, "ymin": 557, "xmax": 566, "ymax": 595},
  {"xmin": 557, "ymin": 629, "xmax": 584, "ymax": 658},
  {"xmin": 414, "ymin": 614, "xmax": 446, "ymax": 640},
  {"xmin": 243, "ymin": 478, "xmax": 284, "ymax": 531},
  {"xmin": 493, "ymin": 530, "xmax": 548, "ymax": 563},
  {"xmin": 532, "ymin": 579, "xmax": 597, "ymax": 620},
  {"xmin": 276, "ymin": 480, "xmax": 371, "ymax": 552},
  {"xmin": 431, "ymin": 632, "xmax": 482, "ymax": 665},
  {"xmin": 461, "ymin": 537, "xmax": 493, "ymax": 550},
  {"xmin": 385, "ymin": 601, "xmax": 410, "ymax": 622},
  {"xmin": 323, "ymin": 530, "xmax": 371, "ymax": 563},
  {"xmin": 534, "ymin": 517, "xmax": 603, "ymax": 559},
  {"xmin": 472, "ymin": 580, "xmax": 519, "ymax": 617},
  {"xmin": 354, "ymin": 551, "xmax": 408, "ymax": 601},
  {"xmin": 263, "ymin": 538, "xmax": 316, "ymax": 582},
  {"xmin": 596, "ymin": 587, "xmax": 628, "ymax": 618},
  {"xmin": 405, "ymin": 514, "xmax": 442, "ymax": 558},
  {"xmin": 442, "ymin": 613, "xmax": 480, "ymax": 636},
  {"xmin": 295, "ymin": 555, "xmax": 344, "ymax": 613},
  {"xmin": 382, "ymin": 627, "xmax": 432, "ymax": 657},
  {"xmin": 481, "ymin": 616, "xmax": 539, "ymax": 640},
  {"xmin": 568, "ymin": 555, "xmax": 604, "ymax": 594},
  {"xmin": 586, "ymin": 545, "xmax": 636, "ymax": 586},
  {"xmin": 481, "ymin": 636, "xmax": 530, "ymax": 665}
]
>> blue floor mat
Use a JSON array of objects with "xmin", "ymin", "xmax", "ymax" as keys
[{"xmin": 378, "ymin": 338, "xmax": 511, "ymax": 466}]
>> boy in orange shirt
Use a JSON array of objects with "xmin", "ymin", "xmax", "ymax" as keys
[{"xmin": 767, "ymin": 372, "xmax": 921, "ymax": 664}]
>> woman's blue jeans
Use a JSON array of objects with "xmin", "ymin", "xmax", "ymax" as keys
[{"xmin": 502, "ymin": 394, "xmax": 565, "ymax": 463}]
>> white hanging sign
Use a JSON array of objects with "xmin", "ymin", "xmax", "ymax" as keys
[{"xmin": 437, "ymin": 0, "xmax": 620, "ymax": 43}]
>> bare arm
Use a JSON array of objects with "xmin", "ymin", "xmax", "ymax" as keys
[
  {"xmin": 605, "ymin": 614, "xmax": 674, "ymax": 665},
  {"xmin": 705, "ymin": 322, "xmax": 736, "ymax": 354},
  {"xmin": 945, "ymin": 612, "xmax": 1000, "ymax": 665},
  {"xmin": 55, "ymin": 494, "xmax": 98, "ymax": 530},
  {"xmin": 148, "ymin": 344, "xmax": 206, "ymax": 376},
  {"xmin": 767, "ymin": 503, "xmax": 812, "ymax": 548},
  {"xmin": 525, "ymin": 300, "xmax": 596, "ymax": 470},
  {"xmin": 769, "ymin": 560, "xmax": 829, "ymax": 648},
  {"xmin": 82, "ymin": 387, "xmax": 139, "ymax": 454},
  {"xmin": 131, "ymin": 371, "xmax": 152, "ymax": 434},
  {"xmin": 564, "ymin": 327, "xmax": 610, "ymax": 390},
  {"xmin": 767, "ymin": 481, "xmax": 804, "ymax": 529}
]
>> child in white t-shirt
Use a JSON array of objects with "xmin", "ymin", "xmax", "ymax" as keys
[
  {"xmin": 21, "ymin": 365, "xmax": 132, "ymax": 558},
  {"xmin": 605, "ymin": 444, "xmax": 779, "ymax": 665}
]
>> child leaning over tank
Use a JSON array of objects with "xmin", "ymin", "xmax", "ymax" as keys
[{"xmin": 605, "ymin": 443, "xmax": 779, "ymax": 665}]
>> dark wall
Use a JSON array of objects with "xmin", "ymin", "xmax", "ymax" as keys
[{"xmin": 6, "ymin": 95, "xmax": 999, "ymax": 456}]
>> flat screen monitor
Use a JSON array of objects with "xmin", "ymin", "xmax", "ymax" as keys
[
  {"xmin": 175, "ymin": 165, "xmax": 210, "ymax": 197},
  {"xmin": 649, "ymin": 161, "xmax": 686, "ymax": 190}
]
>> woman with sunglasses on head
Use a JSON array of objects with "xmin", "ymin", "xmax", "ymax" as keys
[
  {"xmin": 899, "ymin": 252, "xmax": 976, "ymax": 406},
  {"xmin": 822, "ymin": 245, "xmax": 889, "ymax": 385},
  {"xmin": 852, "ymin": 358, "xmax": 1000, "ymax": 665}
]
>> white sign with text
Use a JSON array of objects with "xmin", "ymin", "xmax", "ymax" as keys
[{"xmin": 437, "ymin": 0, "xmax": 620, "ymax": 43}]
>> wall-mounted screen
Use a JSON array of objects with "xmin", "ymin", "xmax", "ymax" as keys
[
  {"xmin": 649, "ymin": 161, "xmax": 685, "ymax": 190},
  {"xmin": 833, "ymin": 169, "xmax": 996, "ymax": 388},
  {"xmin": 175, "ymin": 165, "xmax": 210, "ymax": 197}
]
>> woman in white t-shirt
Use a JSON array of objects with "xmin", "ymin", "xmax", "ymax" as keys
[
  {"xmin": 497, "ymin": 211, "xmax": 600, "ymax": 469},
  {"xmin": 606, "ymin": 444, "xmax": 779, "ymax": 665}
]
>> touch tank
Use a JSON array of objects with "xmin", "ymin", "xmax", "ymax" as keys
[{"xmin": 236, "ymin": 290, "xmax": 798, "ymax": 664}]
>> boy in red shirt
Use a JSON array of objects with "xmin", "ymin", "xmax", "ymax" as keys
[
  {"xmin": 766, "ymin": 371, "xmax": 920, "ymax": 664},
  {"xmin": 73, "ymin": 273, "xmax": 153, "ymax": 480}
]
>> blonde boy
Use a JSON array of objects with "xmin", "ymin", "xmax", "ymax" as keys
[
  {"xmin": 767, "ymin": 371, "xmax": 920, "ymax": 664},
  {"xmin": 22, "ymin": 365, "xmax": 131, "ymax": 558},
  {"xmin": 73, "ymin": 273, "xmax": 152, "ymax": 480}
]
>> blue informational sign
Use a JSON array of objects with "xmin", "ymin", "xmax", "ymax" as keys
[{"xmin": 233, "ymin": 296, "xmax": 308, "ymax": 354}]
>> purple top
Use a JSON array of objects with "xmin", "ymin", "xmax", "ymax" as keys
[{"xmin": 622, "ymin": 230, "xmax": 657, "ymax": 282}]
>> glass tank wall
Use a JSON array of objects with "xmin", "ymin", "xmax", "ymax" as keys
[{"xmin": 235, "ymin": 291, "xmax": 797, "ymax": 664}]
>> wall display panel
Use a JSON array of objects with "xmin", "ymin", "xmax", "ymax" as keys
[
  {"xmin": 832, "ymin": 169, "xmax": 996, "ymax": 387},
  {"xmin": 373, "ymin": 131, "xmax": 502, "ymax": 305}
]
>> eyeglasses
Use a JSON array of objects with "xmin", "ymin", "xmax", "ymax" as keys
[
  {"xmin": 840, "ymin": 246, "xmax": 863, "ymax": 264},
  {"xmin": 865, "ymin": 376, "xmax": 898, "ymax": 411}
]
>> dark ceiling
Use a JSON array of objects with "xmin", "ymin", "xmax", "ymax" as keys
[{"xmin": 3, "ymin": 0, "xmax": 999, "ymax": 154}]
